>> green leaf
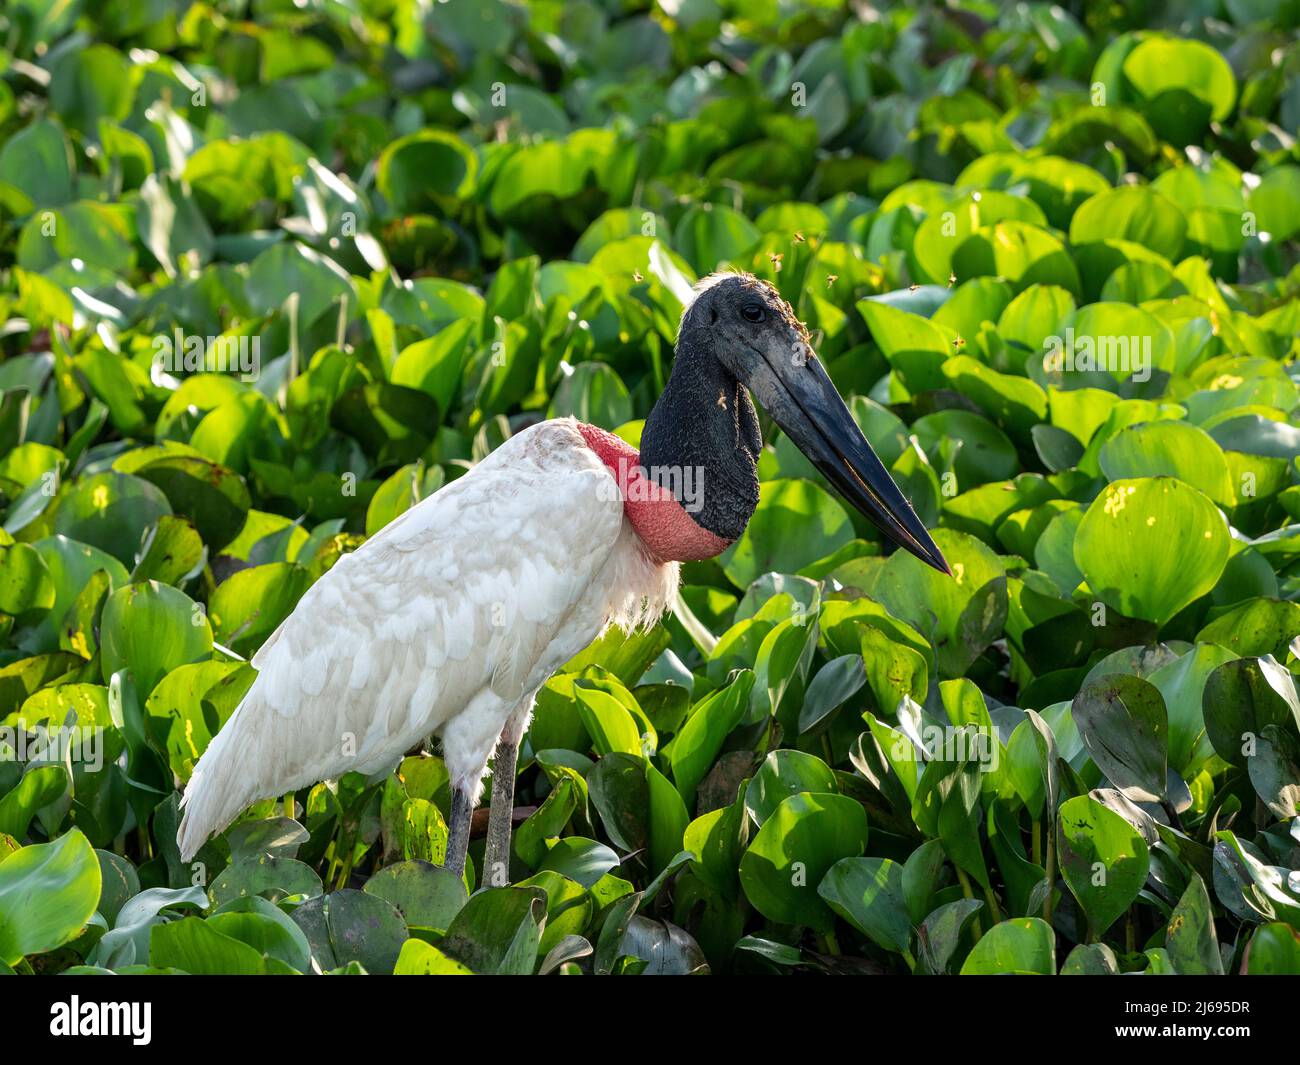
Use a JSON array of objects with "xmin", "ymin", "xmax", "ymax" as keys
[
  {"xmin": 1165, "ymin": 874, "xmax": 1223, "ymax": 975},
  {"xmin": 1122, "ymin": 37, "xmax": 1236, "ymax": 122},
  {"xmin": 0, "ymin": 829, "xmax": 101, "ymax": 966},
  {"xmin": 100, "ymin": 581, "xmax": 213, "ymax": 697},
  {"xmin": 575, "ymin": 686, "xmax": 644, "ymax": 757},
  {"xmin": 438, "ymin": 886, "xmax": 546, "ymax": 975},
  {"xmin": 1246, "ymin": 924, "xmax": 1300, "ymax": 974},
  {"xmin": 133, "ymin": 455, "xmax": 250, "ymax": 552},
  {"xmin": 210, "ymin": 855, "xmax": 324, "ymax": 905},
  {"xmin": 362, "ymin": 860, "xmax": 467, "ymax": 931},
  {"xmin": 149, "ymin": 915, "xmax": 269, "ymax": 975},
  {"xmin": 0, "ymin": 765, "xmax": 68, "ymax": 838},
  {"xmin": 1197, "ymin": 599, "xmax": 1300, "ymax": 660},
  {"xmin": 208, "ymin": 896, "xmax": 313, "ymax": 973},
  {"xmin": 393, "ymin": 938, "xmax": 473, "ymax": 974},
  {"xmin": 1202, "ymin": 657, "xmax": 1300, "ymax": 768},
  {"xmin": 1099, "ymin": 421, "xmax": 1235, "ymax": 507},
  {"xmin": 1057, "ymin": 795, "xmax": 1150, "ymax": 937},
  {"xmin": 0, "ymin": 119, "xmax": 72, "ymax": 207},
  {"xmin": 208, "ymin": 563, "xmax": 312, "ymax": 658},
  {"xmin": 868, "ymin": 528, "xmax": 1007, "ymax": 677},
  {"xmin": 739, "ymin": 792, "xmax": 868, "ymax": 931},
  {"xmin": 290, "ymin": 889, "xmax": 407, "ymax": 975},
  {"xmin": 745, "ymin": 749, "xmax": 838, "ymax": 827},
  {"xmin": 817, "ymin": 857, "xmax": 911, "ymax": 954},
  {"xmin": 959, "ymin": 917, "xmax": 1056, "ymax": 974},
  {"xmin": 720, "ymin": 479, "xmax": 853, "ymax": 590},
  {"xmin": 646, "ymin": 761, "xmax": 689, "ymax": 877},
  {"xmin": 670, "ymin": 670, "xmax": 754, "ymax": 810},
  {"xmin": 1074, "ymin": 477, "xmax": 1230, "ymax": 627},
  {"xmin": 1071, "ymin": 673, "xmax": 1168, "ymax": 802},
  {"xmin": 377, "ymin": 131, "xmax": 478, "ymax": 214},
  {"xmin": 53, "ymin": 472, "xmax": 171, "ymax": 568}
]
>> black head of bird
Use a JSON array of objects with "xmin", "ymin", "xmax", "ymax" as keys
[{"xmin": 639, "ymin": 272, "xmax": 951, "ymax": 575}]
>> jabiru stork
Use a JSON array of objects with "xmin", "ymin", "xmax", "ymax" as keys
[{"xmin": 177, "ymin": 272, "xmax": 949, "ymax": 885}]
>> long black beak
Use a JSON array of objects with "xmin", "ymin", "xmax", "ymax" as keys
[{"xmin": 744, "ymin": 342, "xmax": 950, "ymax": 575}]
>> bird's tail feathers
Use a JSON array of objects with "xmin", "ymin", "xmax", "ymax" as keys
[{"xmin": 176, "ymin": 698, "xmax": 262, "ymax": 862}]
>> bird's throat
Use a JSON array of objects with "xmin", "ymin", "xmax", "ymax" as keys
[
  {"xmin": 577, "ymin": 423, "xmax": 734, "ymax": 563},
  {"xmin": 638, "ymin": 326, "xmax": 762, "ymax": 542}
]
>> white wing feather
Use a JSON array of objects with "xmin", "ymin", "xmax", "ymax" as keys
[{"xmin": 178, "ymin": 419, "xmax": 667, "ymax": 860}]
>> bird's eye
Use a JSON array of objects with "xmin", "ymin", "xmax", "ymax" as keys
[{"xmin": 741, "ymin": 304, "xmax": 765, "ymax": 323}]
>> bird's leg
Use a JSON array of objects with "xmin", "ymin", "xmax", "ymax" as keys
[
  {"xmin": 483, "ymin": 703, "xmax": 530, "ymax": 888},
  {"xmin": 444, "ymin": 782, "xmax": 472, "ymax": 879}
]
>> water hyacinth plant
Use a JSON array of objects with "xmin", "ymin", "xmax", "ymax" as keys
[{"xmin": 0, "ymin": 1, "xmax": 1296, "ymax": 982}]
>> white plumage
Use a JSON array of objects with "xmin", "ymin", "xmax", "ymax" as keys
[{"xmin": 178, "ymin": 418, "xmax": 677, "ymax": 861}]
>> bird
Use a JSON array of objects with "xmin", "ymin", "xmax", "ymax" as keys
[{"xmin": 177, "ymin": 272, "xmax": 949, "ymax": 885}]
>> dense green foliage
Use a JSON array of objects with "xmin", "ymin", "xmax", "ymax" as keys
[{"xmin": 1, "ymin": 0, "xmax": 1299, "ymax": 975}]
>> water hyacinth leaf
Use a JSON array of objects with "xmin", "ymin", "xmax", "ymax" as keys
[
  {"xmin": 646, "ymin": 761, "xmax": 689, "ymax": 877},
  {"xmin": 246, "ymin": 242, "xmax": 355, "ymax": 328},
  {"xmin": 817, "ymin": 856, "xmax": 911, "ymax": 954},
  {"xmin": 1099, "ymin": 421, "xmax": 1235, "ymax": 507},
  {"xmin": 53, "ymin": 472, "xmax": 172, "ymax": 568},
  {"xmin": 959, "ymin": 917, "xmax": 1056, "ymax": 975},
  {"xmin": 149, "ymin": 916, "xmax": 272, "ymax": 975},
  {"xmin": 1165, "ymin": 874, "xmax": 1223, "ymax": 975},
  {"xmin": 868, "ymin": 529, "xmax": 1006, "ymax": 677},
  {"xmin": 131, "ymin": 515, "xmax": 205, "ymax": 586},
  {"xmin": 90, "ymin": 885, "xmax": 209, "ymax": 970},
  {"xmin": 145, "ymin": 661, "xmax": 252, "ymax": 782},
  {"xmin": 1201, "ymin": 657, "xmax": 1300, "ymax": 768},
  {"xmin": 721, "ymin": 479, "xmax": 853, "ymax": 590},
  {"xmin": 0, "ymin": 765, "xmax": 68, "ymax": 839},
  {"xmin": 378, "ymin": 130, "xmax": 478, "ymax": 215},
  {"xmin": 738, "ymin": 792, "xmax": 868, "ymax": 931},
  {"xmin": 1061, "ymin": 942, "xmax": 1121, "ymax": 974},
  {"xmin": 1071, "ymin": 673, "xmax": 1168, "ymax": 802},
  {"xmin": 1122, "ymin": 37, "xmax": 1237, "ymax": 123},
  {"xmin": 0, "ymin": 829, "xmax": 101, "ymax": 966},
  {"xmin": 100, "ymin": 582, "xmax": 213, "ymax": 697},
  {"xmin": 517, "ymin": 870, "xmax": 592, "ymax": 957},
  {"xmin": 132, "ymin": 455, "xmax": 251, "ymax": 552},
  {"xmin": 393, "ymin": 938, "xmax": 473, "ymax": 975},
  {"xmin": 1057, "ymin": 795, "xmax": 1150, "ymax": 937},
  {"xmin": 1245, "ymin": 924, "xmax": 1300, "ymax": 975},
  {"xmin": 744, "ymin": 749, "xmax": 838, "ymax": 828},
  {"xmin": 587, "ymin": 751, "xmax": 649, "ymax": 854},
  {"xmin": 670, "ymin": 670, "xmax": 754, "ymax": 810},
  {"xmin": 225, "ymin": 817, "xmax": 309, "ymax": 862},
  {"xmin": 575, "ymin": 687, "xmax": 644, "ymax": 757},
  {"xmin": 95, "ymin": 849, "xmax": 140, "ymax": 926},
  {"xmin": 916, "ymin": 898, "xmax": 983, "ymax": 975},
  {"xmin": 1248, "ymin": 726, "xmax": 1300, "ymax": 820},
  {"xmin": 537, "ymin": 837, "xmax": 621, "ymax": 888},
  {"xmin": 362, "ymin": 860, "xmax": 467, "ymax": 931},
  {"xmin": 207, "ymin": 896, "xmax": 313, "ymax": 973},
  {"xmin": 0, "ymin": 541, "xmax": 55, "ymax": 615},
  {"xmin": 208, "ymin": 563, "xmax": 313, "ymax": 658},
  {"xmin": 438, "ymin": 886, "xmax": 546, "ymax": 975},
  {"xmin": 514, "ymin": 772, "xmax": 578, "ymax": 868},
  {"xmin": 857, "ymin": 625, "xmax": 928, "ymax": 716},
  {"xmin": 1069, "ymin": 186, "xmax": 1187, "ymax": 262},
  {"xmin": 1197, "ymin": 599, "xmax": 1300, "ymax": 660},
  {"xmin": 1147, "ymin": 643, "xmax": 1236, "ymax": 775},
  {"xmin": 798, "ymin": 653, "xmax": 866, "ymax": 734},
  {"xmin": 210, "ymin": 855, "xmax": 324, "ymax": 906},
  {"xmin": 0, "ymin": 119, "xmax": 73, "ymax": 207},
  {"xmin": 289, "ymin": 890, "xmax": 408, "ymax": 975},
  {"xmin": 1074, "ymin": 478, "xmax": 1230, "ymax": 626},
  {"xmin": 683, "ymin": 799, "xmax": 746, "ymax": 898}
]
